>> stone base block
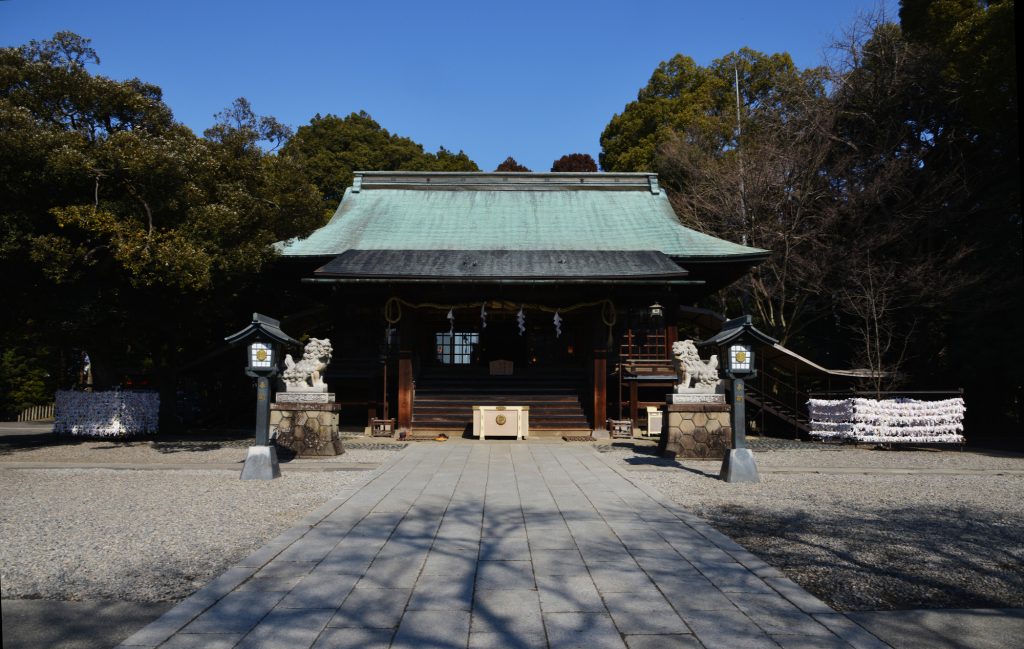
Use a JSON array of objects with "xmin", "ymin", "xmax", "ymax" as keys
[
  {"xmin": 270, "ymin": 402, "xmax": 344, "ymax": 457},
  {"xmin": 667, "ymin": 393, "xmax": 725, "ymax": 404},
  {"xmin": 658, "ymin": 403, "xmax": 731, "ymax": 459},
  {"xmin": 720, "ymin": 448, "xmax": 760, "ymax": 483},
  {"xmin": 275, "ymin": 392, "xmax": 335, "ymax": 404},
  {"xmin": 240, "ymin": 445, "xmax": 281, "ymax": 480}
]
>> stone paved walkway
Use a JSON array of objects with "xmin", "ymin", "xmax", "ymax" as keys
[{"xmin": 118, "ymin": 443, "xmax": 892, "ymax": 649}]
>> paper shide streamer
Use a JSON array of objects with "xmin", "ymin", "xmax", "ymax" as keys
[{"xmin": 807, "ymin": 397, "xmax": 966, "ymax": 444}]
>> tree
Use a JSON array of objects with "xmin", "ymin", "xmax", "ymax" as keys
[
  {"xmin": 600, "ymin": 49, "xmax": 811, "ymax": 173},
  {"xmin": 280, "ymin": 112, "xmax": 478, "ymax": 212},
  {"xmin": 896, "ymin": 0, "xmax": 1021, "ymax": 431},
  {"xmin": 551, "ymin": 153, "xmax": 598, "ymax": 172},
  {"xmin": 624, "ymin": 49, "xmax": 832, "ymax": 344},
  {"xmin": 602, "ymin": 10, "xmax": 1020, "ymax": 438},
  {"xmin": 606, "ymin": 30, "xmax": 982, "ymax": 377},
  {"xmin": 431, "ymin": 146, "xmax": 479, "ymax": 172},
  {"xmin": 495, "ymin": 156, "xmax": 530, "ymax": 172},
  {"xmin": 0, "ymin": 33, "xmax": 324, "ymax": 420}
]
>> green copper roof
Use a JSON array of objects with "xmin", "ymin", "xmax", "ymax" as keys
[{"xmin": 276, "ymin": 172, "xmax": 768, "ymax": 261}]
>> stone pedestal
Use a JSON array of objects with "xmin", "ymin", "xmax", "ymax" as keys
[
  {"xmin": 720, "ymin": 448, "xmax": 760, "ymax": 483},
  {"xmin": 241, "ymin": 445, "xmax": 282, "ymax": 480},
  {"xmin": 270, "ymin": 400, "xmax": 344, "ymax": 457},
  {"xmin": 658, "ymin": 400, "xmax": 731, "ymax": 459}
]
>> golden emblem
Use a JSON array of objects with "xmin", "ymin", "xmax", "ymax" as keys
[
  {"xmin": 255, "ymin": 349, "xmax": 268, "ymax": 362},
  {"xmin": 734, "ymin": 350, "xmax": 747, "ymax": 363},
  {"xmin": 495, "ymin": 414, "xmax": 507, "ymax": 426}
]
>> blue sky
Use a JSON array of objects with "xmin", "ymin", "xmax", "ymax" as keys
[{"xmin": 1, "ymin": 0, "xmax": 895, "ymax": 172}]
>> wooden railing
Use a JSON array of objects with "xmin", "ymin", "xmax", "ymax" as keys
[
  {"xmin": 619, "ymin": 329, "xmax": 667, "ymax": 362},
  {"xmin": 17, "ymin": 403, "xmax": 55, "ymax": 422}
]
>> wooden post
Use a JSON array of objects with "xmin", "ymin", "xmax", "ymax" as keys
[
  {"xmin": 793, "ymin": 363, "xmax": 800, "ymax": 440},
  {"xmin": 395, "ymin": 307, "xmax": 416, "ymax": 433},
  {"xmin": 398, "ymin": 350, "xmax": 413, "ymax": 431},
  {"xmin": 665, "ymin": 324, "xmax": 678, "ymax": 359},
  {"xmin": 630, "ymin": 379, "xmax": 639, "ymax": 430},
  {"xmin": 593, "ymin": 347, "xmax": 607, "ymax": 431}
]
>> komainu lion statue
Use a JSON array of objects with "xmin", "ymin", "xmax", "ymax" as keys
[
  {"xmin": 672, "ymin": 340, "xmax": 720, "ymax": 394},
  {"xmin": 282, "ymin": 338, "xmax": 333, "ymax": 392}
]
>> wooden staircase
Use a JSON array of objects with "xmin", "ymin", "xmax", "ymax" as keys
[
  {"xmin": 412, "ymin": 367, "xmax": 590, "ymax": 435},
  {"xmin": 744, "ymin": 383, "xmax": 810, "ymax": 436}
]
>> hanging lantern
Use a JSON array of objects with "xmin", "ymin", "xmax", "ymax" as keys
[{"xmin": 649, "ymin": 302, "xmax": 664, "ymax": 327}]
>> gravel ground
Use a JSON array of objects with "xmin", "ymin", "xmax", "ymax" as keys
[
  {"xmin": 603, "ymin": 441, "xmax": 1024, "ymax": 611},
  {"xmin": 0, "ymin": 436, "xmax": 402, "ymax": 465},
  {"xmin": 0, "ymin": 444, "xmax": 404, "ymax": 602}
]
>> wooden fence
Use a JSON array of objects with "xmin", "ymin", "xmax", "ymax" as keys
[{"xmin": 17, "ymin": 403, "xmax": 55, "ymax": 422}]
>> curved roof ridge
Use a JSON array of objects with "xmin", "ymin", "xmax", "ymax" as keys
[
  {"xmin": 354, "ymin": 171, "xmax": 659, "ymax": 192},
  {"xmin": 277, "ymin": 174, "xmax": 770, "ymax": 261}
]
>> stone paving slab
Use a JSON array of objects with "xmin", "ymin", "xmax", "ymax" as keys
[
  {"xmin": 118, "ymin": 443, "xmax": 897, "ymax": 649},
  {"xmin": 0, "ymin": 460, "xmax": 379, "ymax": 471}
]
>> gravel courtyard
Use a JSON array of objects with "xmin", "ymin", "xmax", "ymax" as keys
[
  {"xmin": 0, "ymin": 437, "xmax": 400, "ymax": 603},
  {"xmin": 602, "ymin": 439, "xmax": 1024, "ymax": 611},
  {"xmin": 3, "ymin": 433, "xmax": 1022, "ymax": 617}
]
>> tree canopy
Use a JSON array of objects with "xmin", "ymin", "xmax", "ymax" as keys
[
  {"xmin": 494, "ymin": 156, "xmax": 531, "ymax": 172},
  {"xmin": 280, "ymin": 112, "xmax": 478, "ymax": 213},
  {"xmin": 0, "ymin": 32, "xmax": 324, "ymax": 417},
  {"xmin": 600, "ymin": 48, "xmax": 820, "ymax": 173},
  {"xmin": 551, "ymin": 153, "xmax": 598, "ymax": 172},
  {"xmin": 601, "ymin": 2, "xmax": 1020, "ymax": 436}
]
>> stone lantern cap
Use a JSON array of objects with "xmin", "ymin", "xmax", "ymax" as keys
[
  {"xmin": 224, "ymin": 313, "xmax": 301, "ymax": 349},
  {"xmin": 698, "ymin": 315, "xmax": 778, "ymax": 349}
]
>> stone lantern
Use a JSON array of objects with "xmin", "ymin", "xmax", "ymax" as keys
[
  {"xmin": 699, "ymin": 315, "xmax": 778, "ymax": 483},
  {"xmin": 225, "ymin": 313, "xmax": 301, "ymax": 480}
]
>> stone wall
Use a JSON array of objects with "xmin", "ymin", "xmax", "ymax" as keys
[
  {"xmin": 658, "ymin": 403, "xmax": 731, "ymax": 459},
  {"xmin": 270, "ymin": 402, "xmax": 343, "ymax": 457}
]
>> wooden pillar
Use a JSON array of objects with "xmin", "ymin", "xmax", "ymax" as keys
[
  {"xmin": 793, "ymin": 363, "xmax": 800, "ymax": 440},
  {"xmin": 395, "ymin": 307, "xmax": 416, "ymax": 433},
  {"xmin": 593, "ymin": 347, "xmax": 607, "ymax": 432},
  {"xmin": 665, "ymin": 324, "xmax": 678, "ymax": 359},
  {"xmin": 630, "ymin": 379, "xmax": 639, "ymax": 430},
  {"xmin": 398, "ymin": 350, "xmax": 413, "ymax": 431},
  {"xmin": 367, "ymin": 371, "xmax": 375, "ymax": 430}
]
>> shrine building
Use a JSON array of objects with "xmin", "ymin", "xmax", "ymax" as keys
[{"xmin": 276, "ymin": 171, "xmax": 769, "ymax": 436}]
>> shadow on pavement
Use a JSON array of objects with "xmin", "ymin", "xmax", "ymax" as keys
[{"xmin": 1, "ymin": 599, "xmax": 175, "ymax": 649}]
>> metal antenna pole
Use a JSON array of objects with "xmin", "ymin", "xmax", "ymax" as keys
[
  {"xmin": 734, "ymin": 65, "xmax": 751, "ymax": 315},
  {"xmin": 734, "ymin": 65, "xmax": 748, "ymax": 244}
]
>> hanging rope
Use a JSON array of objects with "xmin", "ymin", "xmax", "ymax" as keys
[
  {"xmin": 384, "ymin": 296, "xmax": 616, "ymax": 317},
  {"xmin": 383, "ymin": 295, "xmax": 618, "ymax": 345},
  {"xmin": 384, "ymin": 296, "xmax": 402, "ymax": 324},
  {"xmin": 600, "ymin": 299, "xmax": 617, "ymax": 350},
  {"xmin": 600, "ymin": 300, "xmax": 617, "ymax": 327}
]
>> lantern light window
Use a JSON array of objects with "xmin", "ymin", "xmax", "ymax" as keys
[
  {"xmin": 250, "ymin": 342, "xmax": 273, "ymax": 369},
  {"xmin": 728, "ymin": 344, "xmax": 752, "ymax": 373}
]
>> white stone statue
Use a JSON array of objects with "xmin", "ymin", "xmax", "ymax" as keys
[
  {"xmin": 672, "ymin": 340, "xmax": 721, "ymax": 394},
  {"xmin": 282, "ymin": 338, "xmax": 333, "ymax": 392}
]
